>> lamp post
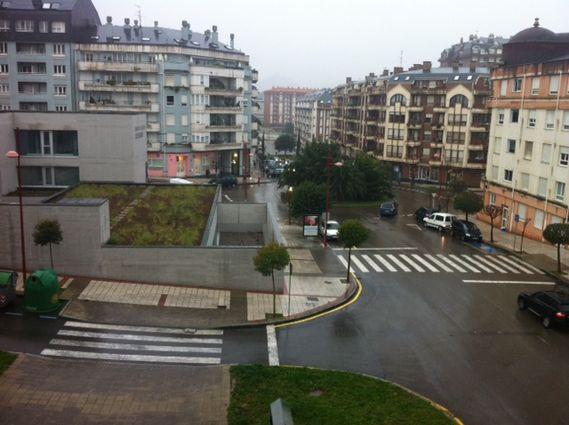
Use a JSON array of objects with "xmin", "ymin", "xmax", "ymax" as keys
[
  {"xmin": 287, "ymin": 186, "xmax": 294, "ymax": 225},
  {"xmin": 323, "ymin": 145, "xmax": 343, "ymax": 248}
]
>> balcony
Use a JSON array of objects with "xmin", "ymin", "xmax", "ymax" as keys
[
  {"xmin": 147, "ymin": 142, "xmax": 162, "ymax": 152},
  {"xmin": 407, "ymin": 141, "xmax": 422, "ymax": 147},
  {"xmin": 470, "ymin": 125, "xmax": 488, "ymax": 133},
  {"xmin": 147, "ymin": 123, "xmax": 160, "ymax": 133},
  {"xmin": 205, "ymin": 86, "xmax": 242, "ymax": 96},
  {"xmin": 79, "ymin": 101, "xmax": 160, "ymax": 113},
  {"xmin": 192, "ymin": 142, "xmax": 243, "ymax": 152},
  {"xmin": 433, "ymin": 106, "xmax": 447, "ymax": 112},
  {"xmin": 205, "ymin": 105, "xmax": 242, "ymax": 113},
  {"xmin": 77, "ymin": 61, "xmax": 158, "ymax": 73},
  {"xmin": 205, "ymin": 124, "xmax": 242, "ymax": 132},
  {"xmin": 252, "ymin": 69, "xmax": 259, "ymax": 83},
  {"xmin": 79, "ymin": 81, "xmax": 159, "ymax": 93},
  {"xmin": 408, "ymin": 105, "xmax": 423, "ymax": 112}
]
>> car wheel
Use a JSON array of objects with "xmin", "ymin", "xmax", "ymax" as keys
[
  {"xmin": 542, "ymin": 316, "xmax": 552, "ymax": 328},
  {"xmin": 517, "ymin": 298, "xmax": 526, "ymax": 310}
]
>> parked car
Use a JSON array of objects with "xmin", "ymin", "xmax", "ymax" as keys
[
  {"xmin": 379, "ymin": 201, "xmax": 398, "ymax": 217},
  {"xmin": 319, "ymin": 220, "xmax": 340, "ymax": 240},
  {"xmin": 518, "ymin": 290, "xmax": 569, "ymax": 328},
  {"xmin": 415, "ymin": 207, "xmax": 438, "ymax": 223},
  {"xmin": 169, "ymin": 178, "xmax": 193, "ymax": 185},
  {"xmin": 0, "ymin": 270, "xmax": 17, "ymax": 308},
  {"xmin": 451, "ymin": 220, "xmax": 483, "ymax": 242},
  {"xmin": 208, "ymin": 174, "xmax": 237, "ymax": 188},
  {"xmin": 269, "ymin": 167, "xmax": 285, "ymax": 178},
  {"xmin": 423, "ymin": 212, "xmax": 456, "ymax": 232}
]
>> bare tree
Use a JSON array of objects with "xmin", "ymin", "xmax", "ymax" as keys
[{"xmin": 484, "ymin": 205, "xmax": 503, "ymax": 243}]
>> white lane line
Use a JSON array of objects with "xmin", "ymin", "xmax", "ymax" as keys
[
  {"xmin": 399, "ymin": 254, "xmax": 425, "ymax": 272},
  {"xmin": 223, "ymin": 194, "xmax": 233, "ymax": 203},
  {"xmin": 266, "ymin": 325, "xmax": 279, "ymax": 366},
  {"xmin": 386, "ymin": 254, "xmax": 411, "ymax": 272},
  {"xmin": 412, "ymin": 254, "xmax": 439, "ymax": 272},
  {"xmin": 374, "ymin": 255, "xmax": 398, "ymax": 272},
  {"xmin": 362, "ymin": 254, "xmax": 383, "ymax": 272},
  {"xmin": 482, "ymin": 256, "xmax": 521, "ymax": 273},
  {"xmin": 49, "ymin": 339, "xmax": 222, "ymax": 354},
  {"xmin": 473, "ymin": 255, "xmax": 508, "ymax": 273},
  {"xmin": 351, "ymin": 255, "xmax": 369, "ymax": 273},
  {"xmin": 337, "ymin": 255, "xmax": 349, "ymax": 269},
  {"xmin": 498, "ymin": 256, "xmax": 535, "ymax": 274},
  {"xmin": 448, "ymin": 254, "xmax": 481, "ymax": 273},
  {"xmin": 332, "ymin": 247, "xmax": 418, "ymax": 251},
  {"xmin": 57, "ymin": 330, "xmax": 222, "ymax": 345},
  {"xmin": 460, "ymin": 255, "xmax": 494, "ymax": 273},
  {"xmin": 63, "ymin": 321, "xmax": 224, "ymax": 336},
  {"xmin": 462, "ymin": 280, "xmax": 554, "ymax": 285},
  {"xmin": 436, "ymin": 255, "xmax": 467, "ymax": 272},
  {"xmin": 424, "ymin": 255, "xmax": 454, "ymax": 272},
  {"xmin": 405, "ymin": 224, "xmax": 423, "ymax": 231},
  {"xmin": 508, "ymin": 257, "xmax": 545, "ymax": 274},
  {"xmin": 41, "ymin": 349, "xmax": 221, "ymax": 364}
]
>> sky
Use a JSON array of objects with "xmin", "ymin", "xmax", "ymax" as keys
[{"xmin": 92, "ymin": 0, "xmax": 568, "ymax": 91}]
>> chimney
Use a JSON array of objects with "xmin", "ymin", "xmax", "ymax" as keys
[
  {"xmin": 181, "ymin": 20, "xmax": 189, "ymax": 40},
  {"xmin": 154, "ymin": 21, "xmax": 160, "ymax": 37},
  {"xmin": 106, "ymin": 16, "xmax": 112, "ymax": 24},
  {"xmin": 230, "ymin": 33, "xmax": 235, "ymax": 49},
  {"xmin": 346, "ymin": 77, "xmax": 352, "ymax": 84},
  {"xmin": 212, "ymin": 25, "xmax": 218, "ymax": 44},
  {"xmin": 133, "ymin": 19, "xmax": 139, "ymax": 36},
  {"xmin": 422, "ymin": 61, "xmax": 432, "ymax": 73},
  {"xmin": 154, "ymin": 21, "xmax": 159, "ymax": 28},
  {"xmin": 204, "ymin": 29, "xmax": 211, "ymax": 41},
  {"xmin": 393, "ymin": 66, "xmax": 403, "ymax": 75},
  {"xmin": 123, "ymin": 18, "xmax": 131, "ymax": 36},
  {"xmin": 452, "ymin": 61, "xmax": 459, "ymax": 72},
  {"xmin": 469, "ymin": 62, "xmax": 476, "ymax": 73},
  {"xmin": 382, "ymin": 68, "xmax": 389, "ymax": 77}
]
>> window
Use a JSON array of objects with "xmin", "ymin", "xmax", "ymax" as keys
[
  {"xmin": 507, "ymin": 139, "xmax": 516, "ymax": 154},
  {"xmin": 53, "ymin": 65, "xmax": 65, "ymax": 75},
  {"xmin": 497, "ymin": 109, "xmax": 504, "ymax": 124},
  {"xmin": 166, "ymin": 95, "xmax": 174, "ymax": 106},
  {"xmin": 524, "ymin": 141, "xmax": 533, "ymax": 159},
  {"xmin": 545, "ymin": 111, "xmax": 555, "ymax": 129},
  {"xmin": 16, "ymin": 43, "xmax": 45, "ymax": 54},
  {"xmin": 181, "ymin": 134, "xmax": 188, "ymax": 143},
  {"xmin": 564, "ymin": 111, "xmax": 569, "ymax": 131},
  {"xmin": 491, "ymin": 165, "xmax": 499, "ymax": 180},
  {"xmin": 389, "ymin": 94, "xmax": 406, "ymax": 106},
  {"xmin": 38, "ymin": 21, "xmax": 48, "ymax": 33},
  {"xmin": 510, "ymin": 109, "xmax": 519, "ymax": 123},
  {"xmin": 51, "ymin": 21, "xmax": 66, "ymax": 33},
  {"xmin": 537, "ymin": 177, "xmax": 548, "ymax": 197},
  {"xmin": 518, "ymin": 204, "xmax": 527, "ymax": 221},
  {"xmin": 528, "ymin": 110, "xmax": 536, "ymax": 128},
  {"xmin": 449, "ymin": 94, "xmax": 469, "ymax": 108},
  {"xmin": 181, "ymin": 95, "xmax": 188, "ymax": 106},
  {"xmin": 15, "ymin": 20, "xmax": 34, "ymax": 32},
  {"xmin": 0, "ymin": 104, "xmax": 10, "ymax": 111},
  {"xmin": 166, "ymin": 133, "xmax": 175, "ymax": 144},
  {"xmin": 54, "ymin": 85, "xmax": 66, "ymax": 96},
  {"xmin": 542, "ymin": 143, "xmax": 552, "ymax": 163},
  {"xmin": 165, "ymin": 75, "xmax": 175, "ymax": 86},
  {"xmin": 180, "ymin": 76, "xmax": 188, "ymax": 86},
  {"xmin": 0, "ymin": 83, "xmax": 8, "ymax": 94},
  {"xmin": 20, "ymin": 130, "xmax": 78, "ymax": 156},
  {"xmin": 534, "ymin": 209, "xmax": 545, "ymax": 230},
  {"xmin": 181, "ymin": 115, "xmax": 188, "ymax": 126},
  {"xmin": 560, "ymin": 147, "xmax": 569, "ymax": 167},
  {"xmin": 55, "ymin": 105, "xmax": 67, "ymax": 112},
  {"xmin": 500, "ymin": 80, "xmax": 507, "ymax": 96},
  {"xmin": 549, "ymin": 75, "xmax": 560, "ymax": 95},
  {"xmin": 0, "ymin": 42, "xmax": 6, "ymax": 54},
  {"xmin": 0, "ymin": 20, "xmax": 9, "ymax": 31},
  {"xmin": 0, "ymin": 64, "xmax": 8, "ymax": 74},
  {"xmin": 166, "ymin": 114, "xmax": 176, "ymax": 126},
  {"xmin": 53, "ymin": 44, "xmax": 65, "ymax": 55},
  {"xmin": 531, "ymin": 77, "xmax": 540, "ymax": 95},
  {"xmin": 521, "ymin": 173, "xmax": 530, "ymax": 191},
  {"xmin": 556, "ymin": 182, "xmax": 566, "ymax": 201},
  {"xmin": 504, "ymin": 169, "xmax": 513, "ymax": 182},
  {"xmin": 513, "ymin": 78, "xmax": 522, "ymax": 92},
  {"xmin": 489, "ymin": 193, "xmax": 497, "ymax": 205}
]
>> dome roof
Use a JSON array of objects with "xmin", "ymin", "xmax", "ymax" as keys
[{"xmin": 509, "ymin": 18, "xmax": 557, "ymax": 43}]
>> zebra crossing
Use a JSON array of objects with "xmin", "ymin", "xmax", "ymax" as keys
[
  {"xmin": 336, "ymin": 252, "xmax": 545, "ymax": 275},
  {"xmin": 41, "ymin": 321, "xmax": 224, "ymax": 365}
]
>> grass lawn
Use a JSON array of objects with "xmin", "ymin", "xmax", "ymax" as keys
[
  {"xmin": 0, "ymin": 351, "xmax": 17, "ymax": 376},
  {"xmin": 228, "ymin": 365, "xmax": 453, "ymax": 425},
  {"xmin": 65, "ymin": 184, "xmax": 146, "ymax": 220}
]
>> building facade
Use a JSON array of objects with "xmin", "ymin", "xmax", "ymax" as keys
[
  {"xmin": 263, "ymin": 87, "xmax": 314, "ymax": 127},
  {"xmin": 294, "ymin": 89, "xmax": 332, "ymax": 145},
  {"xmin": 480, "ymin": 19, "xmax": 569, "ymax": 241},
  {"xmin": 331, "ymin": 62, "xmax": 491, "ymax": 186},
  {"xmin": 439, "ymin": 33, "xmax": 508, "ymax": 70}
]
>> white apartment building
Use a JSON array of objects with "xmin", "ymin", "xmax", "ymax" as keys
[{"xmin": 295, "ymin": 89, "xmax": 332, "ymax": 145}]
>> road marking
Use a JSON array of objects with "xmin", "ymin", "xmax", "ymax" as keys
[
  {"xmin": 399, "ymin": 254, "xmax": 425, "ymax": 272},
  {"xmin": 49, "ymin": 339, "xmax": 222, "ymax": 354},
  {"xmin": 460, "ymin": 255, "xmax": 494, "ymax": 273},
  {"xmin": 362, "ymin": 254, "xmax": 383, "ymax": 272},
  {"xmin": 482, "ymin": 256, "xmax": 520, "ymax": 273},
  {"xmin": 462, "ymin": 280, "xmax": 554, "ymax": 285},
  {"xmin": 405, "ymin": 224, "xmax": 423, "ymax": 231},
  {"xmin": 498, "ymin": 256, "xmax": 534, "ymax": 274},
  {"xmin": 424, "ymin": 255, "xmax": 454, "ymax": 272},
  {"xmin": 41, "ymin": 349, "xmax": 221, "ymax": 364},
  {"xmin": 386, "ymin": 254, "xmax": 411, "ymax": 272},
  {"xmin": 223, "ymin": 194, "xmax": 233, "ymax": 202},
  {"xmin": 57, "ymin": 330, "xmax": 223, "ymax": 345},
  {"xmin": 508, "ymin": 257, "xmax": 545, "ymax": 274},
  {"xmin": 448, "ymin": 254, "xmax": 481, "ymax": 273},
  {"xmin": 351, "ymin": 255, "xmax": 369, "ymax": 273},
  {"xmin": 437, "ymin": 254, "xmax": 467, "ymax": 272},
  {"xmin": 332, "ymin": 247, "xmax": 418, "ymax": 251},
  {"xmin": 472, "ymin": 255, "xmax": 508, "ymax": 273},
  {"xmin": 411, "ymin": 254, "xmax": 440, "ymax": 272},
  {"xmin": 63, "ymin": 321, "xmax": 224, "ymax": 336},
  {"xmin": 336, "ymin": 255, "xmax": 349, "ymax": 270},
  {"xmin": 374, "ymin": 254, "xmax": 398, "ymax": 272},
  {"xmin": 266, "ymin": 325, "xmax": 279, "ymax": 366}
]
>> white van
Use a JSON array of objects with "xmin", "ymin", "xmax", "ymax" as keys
[{"xmin": 423, "ymin": 212, "xmax": 456, "ymax": 232}]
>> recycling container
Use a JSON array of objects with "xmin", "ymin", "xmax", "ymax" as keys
[
  {"xmin": 0, "ymin": 270, "xmax": 17, "ymax": 308},
  {"xmin": 23, "ymin": 269, "xmax": 60, "ymax": 314}
]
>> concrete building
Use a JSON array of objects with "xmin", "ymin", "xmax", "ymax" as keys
[
  {"xmin": 0, "ymin": 111, "xmax": 147, "ymax": 195},
  {"xmin": 481, "ymin": 19, "xmax": 569, "ymax": 241},
  {"xmin": 331, "ymin": 63, "xmax": 491, "ymax": 186},
  {"xmin": 294, "ymin": 89, "xmax": 332, "ymax": 145},
  {"xmin": 439, "ymin": 33, "xmax": 508, "ymax": 70},
  {"xmin": 263, "ymin": 87, "xmax": 315, "ymax": 127}
]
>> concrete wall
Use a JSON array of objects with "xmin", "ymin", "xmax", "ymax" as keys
[{"xmin": 218, "ymin": 203, "xmax": 267, "ymax": 234}]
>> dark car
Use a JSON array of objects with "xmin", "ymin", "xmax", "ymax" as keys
[
  {"xmin": 518, "ymin": 290, "xmax": 569, "ymax": 328},
  {"xmin": 415, "ymin": 207, "xmax": 438, "ymax": 223},
  {"xmin": 451, "ymin": 219, "xmax": 483, "ymax": 242},
  {"xmin": 269, "ymin": 167, "xmax": 284, "ymax": 178},
  {"xmin": 379, "ymin": 201, "xmax": 398, "ymax": 217},
  {"xmin": 209, "ymin": 174, "xmax": 237, "ymax": 188}
]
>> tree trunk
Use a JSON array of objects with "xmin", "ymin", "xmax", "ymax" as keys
[
  {"xmin": 271, "ymin": 269, "xmax": 276, "ymax": 316},
  {"xmin": 465, "ymin": 211, "xmax": 469, "ymax": 221},
  {"xmin": 490, "ymin": 221, "xmax": 494, "ymax": 243},
  {"xmin": 49, "ymin": 243, "xmax": 54, "ymax": 269},
  {"xmin": 558, "ymin": 243, "xmax": 561, "ymax": 274},
  {"xmin": 346, "ymin": 247, "xmax": 352, "ymax": 283}
]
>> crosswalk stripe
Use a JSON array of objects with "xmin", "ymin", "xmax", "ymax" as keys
[
  {"xmin": 412, "ymin": 254, "xmax": 439, "ymax": 272},
  {"xmin": 448, "ymin": 255, "xmax": 481, "ymax": 273},
  {"xmin": 508, "ymin": 257, "xmax": 545, "ymax": 274},
  {"xmin": 399, "ymin": 254, "xmax": 425, "ymax": 272},
  {"xmin": 482, "ymin": 256, "xmax": 521, "ymax": 273},
  {"xmin": 337, "ymin": 255, "xmax": 349, "ymax": 269},
  {"xmin": 463, "ymin": 280, "xmax": 553, "ymax": 285},
  {"xmin": 460, "ymin": 255, "xmax": 494, "ymax": 273},
  {"xmin": 40, "ymin": 349, "xmax": 221, "ymax": 364},
  {"xmin": 386, "ymin": 254, "xmax": 411, "ymax": 272},
  {"xmin": 48, "ymin": 339, "xmax": 222, "ymax": 354},
  {"xmin": 63, "ymin": 321, "xmax": 223, "ymax": 336},
  {"xmin": 437, "ymin": 254, "xmax": 467, "ymax": 272},
  {"xmin": 351, "ymin": 255, "xmax": 369, "ymax": 273},
  {"xmin": 57, "ymin": 330, "xmax": 223, "ymax": 345},
  {"xmin": 424, "ymin": 255, "xmax": 454, "ymax": 272},
  {"xmin": 498, "ymin": 256, "xmax": 534, "ymax": 274},
  {"xmin": 472, "ymin": 255, "xmax": 508, "ymax": 273},
  {"xmin": 374, "ymin": 254, "xmax": 398, "ymax": 272},
  {"xmin": 362, "ymin": 255, "xmax": 383, "ymax": 272}
]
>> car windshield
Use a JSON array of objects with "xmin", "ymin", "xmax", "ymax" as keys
[
  {"xmin": 381, "ymin": 203, "xmax": 394, "ymax": 208},
  {"xmin": 463, "ymin": 222, "xmax": 479, "ymax": 231},
  {"xmin": 327, "ymin": 222, "xmax": 339, "ymax": 230}
]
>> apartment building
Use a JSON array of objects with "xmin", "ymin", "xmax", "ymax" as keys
[
  {"xmin": 331, "ymin": 62, "xmax": 491, "ymax": 186},
  {"xmin": 439, "ymin": 33, "xmax": 508, "ymax": 70},
  {"xmin": 294, "ymin": 89, "xmax": 332, "ymax": 145},
  {"xmin": 481, "ymin": 19, "xmax": 569, "ymax": 241},
  {"xmin": 263, "ymin": 87, "xmax": 315, "ymax": 127},
  {"xmin": 0, "ymin": 0, "xmax": 100, "ymax": 112}
]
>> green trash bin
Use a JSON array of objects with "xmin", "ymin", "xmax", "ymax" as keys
[{"xmin": 23, "ymin": 269, "xmax": 61, "ymax": 314}]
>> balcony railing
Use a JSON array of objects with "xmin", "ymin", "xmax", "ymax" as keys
[
  {"xmin": 205, "ymin": 86, "xmax": 242, "ymax": 96},
  {"xmin": 79, "ymin": 81, "xmax": 159, "ymax": 93},
  {"xmin": 191, "ymin": 142, "xmax": 242, "ymax": 151},
  {"xmin": 79, "ymin": 101, "xmax": 160, "ymax": 113},
  {"xmin": 77, "ymin": 61, "xmax": 158, "ymax": 73}
]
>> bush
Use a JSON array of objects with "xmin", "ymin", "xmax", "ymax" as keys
[{"xmin": 290, "ymin": 181, "xmax": 326, "ymax": 218}]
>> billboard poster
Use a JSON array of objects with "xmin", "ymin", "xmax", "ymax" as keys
[{"xmin": 303, "ymin": 215, "xmax": 319, "ymax": 237}]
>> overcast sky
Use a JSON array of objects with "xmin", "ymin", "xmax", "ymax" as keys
[{"xmin": 92, "ymin": 0, "xmax": 568, "ymax": 91}]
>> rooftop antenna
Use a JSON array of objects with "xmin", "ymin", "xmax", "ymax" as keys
[{"xmin": 135, "ymin": 4, "xmax": 142, "ymax": 26}]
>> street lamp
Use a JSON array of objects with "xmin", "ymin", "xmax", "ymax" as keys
[
  {"xmin": 6, "ymin": 145, "xmax": 27, "ymax": 287},
  {"xmin": 288, "ymin": 186, "xmax": 294, "ymax": 225},
  {"xmin": 323, "ymin": 145, "xmax": 343, "ymax": 248}
]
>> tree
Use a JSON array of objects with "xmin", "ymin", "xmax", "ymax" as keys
[
  {"xmin": 296, "ymin": 133, "xmax": 302, "ymax": 156},
  {"xmin": 483, "ymin": 204, "xmax": 502, "ymax": 243},
  {"xmin": 280, "ymin": 141, "xmax": 342, "ymax": 188},
  {"xmin": 275, "ymin": 134, "xmax": 295, "ymax": 153},
  {"xmin": 353, "ymin": 153, "xmax": 392, "ymax": 201},
  {"xmin": 448, "ymin": 178, "xmax": 468, "ymax": 196},
  {"xmin": 33, "ymin": 219, "xmax": 63, "ymax": 269},
  {"xmin": 253, "ymin": 243, "xmax": 290, "ymax": 316},
  {"xmin": 543, "ymin": 223, "xmax": 569, "ymax": 273},
  {"xmin": 338, "ymin": 219, "xmax": 369, "ymax": 283},
  {"xmin": 453, "ymin": 191, "xmax": 483, "ymax": 221},
  {"xmin": 290, "ymin": 181, "xmax": 326, "ymax": 218}
]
